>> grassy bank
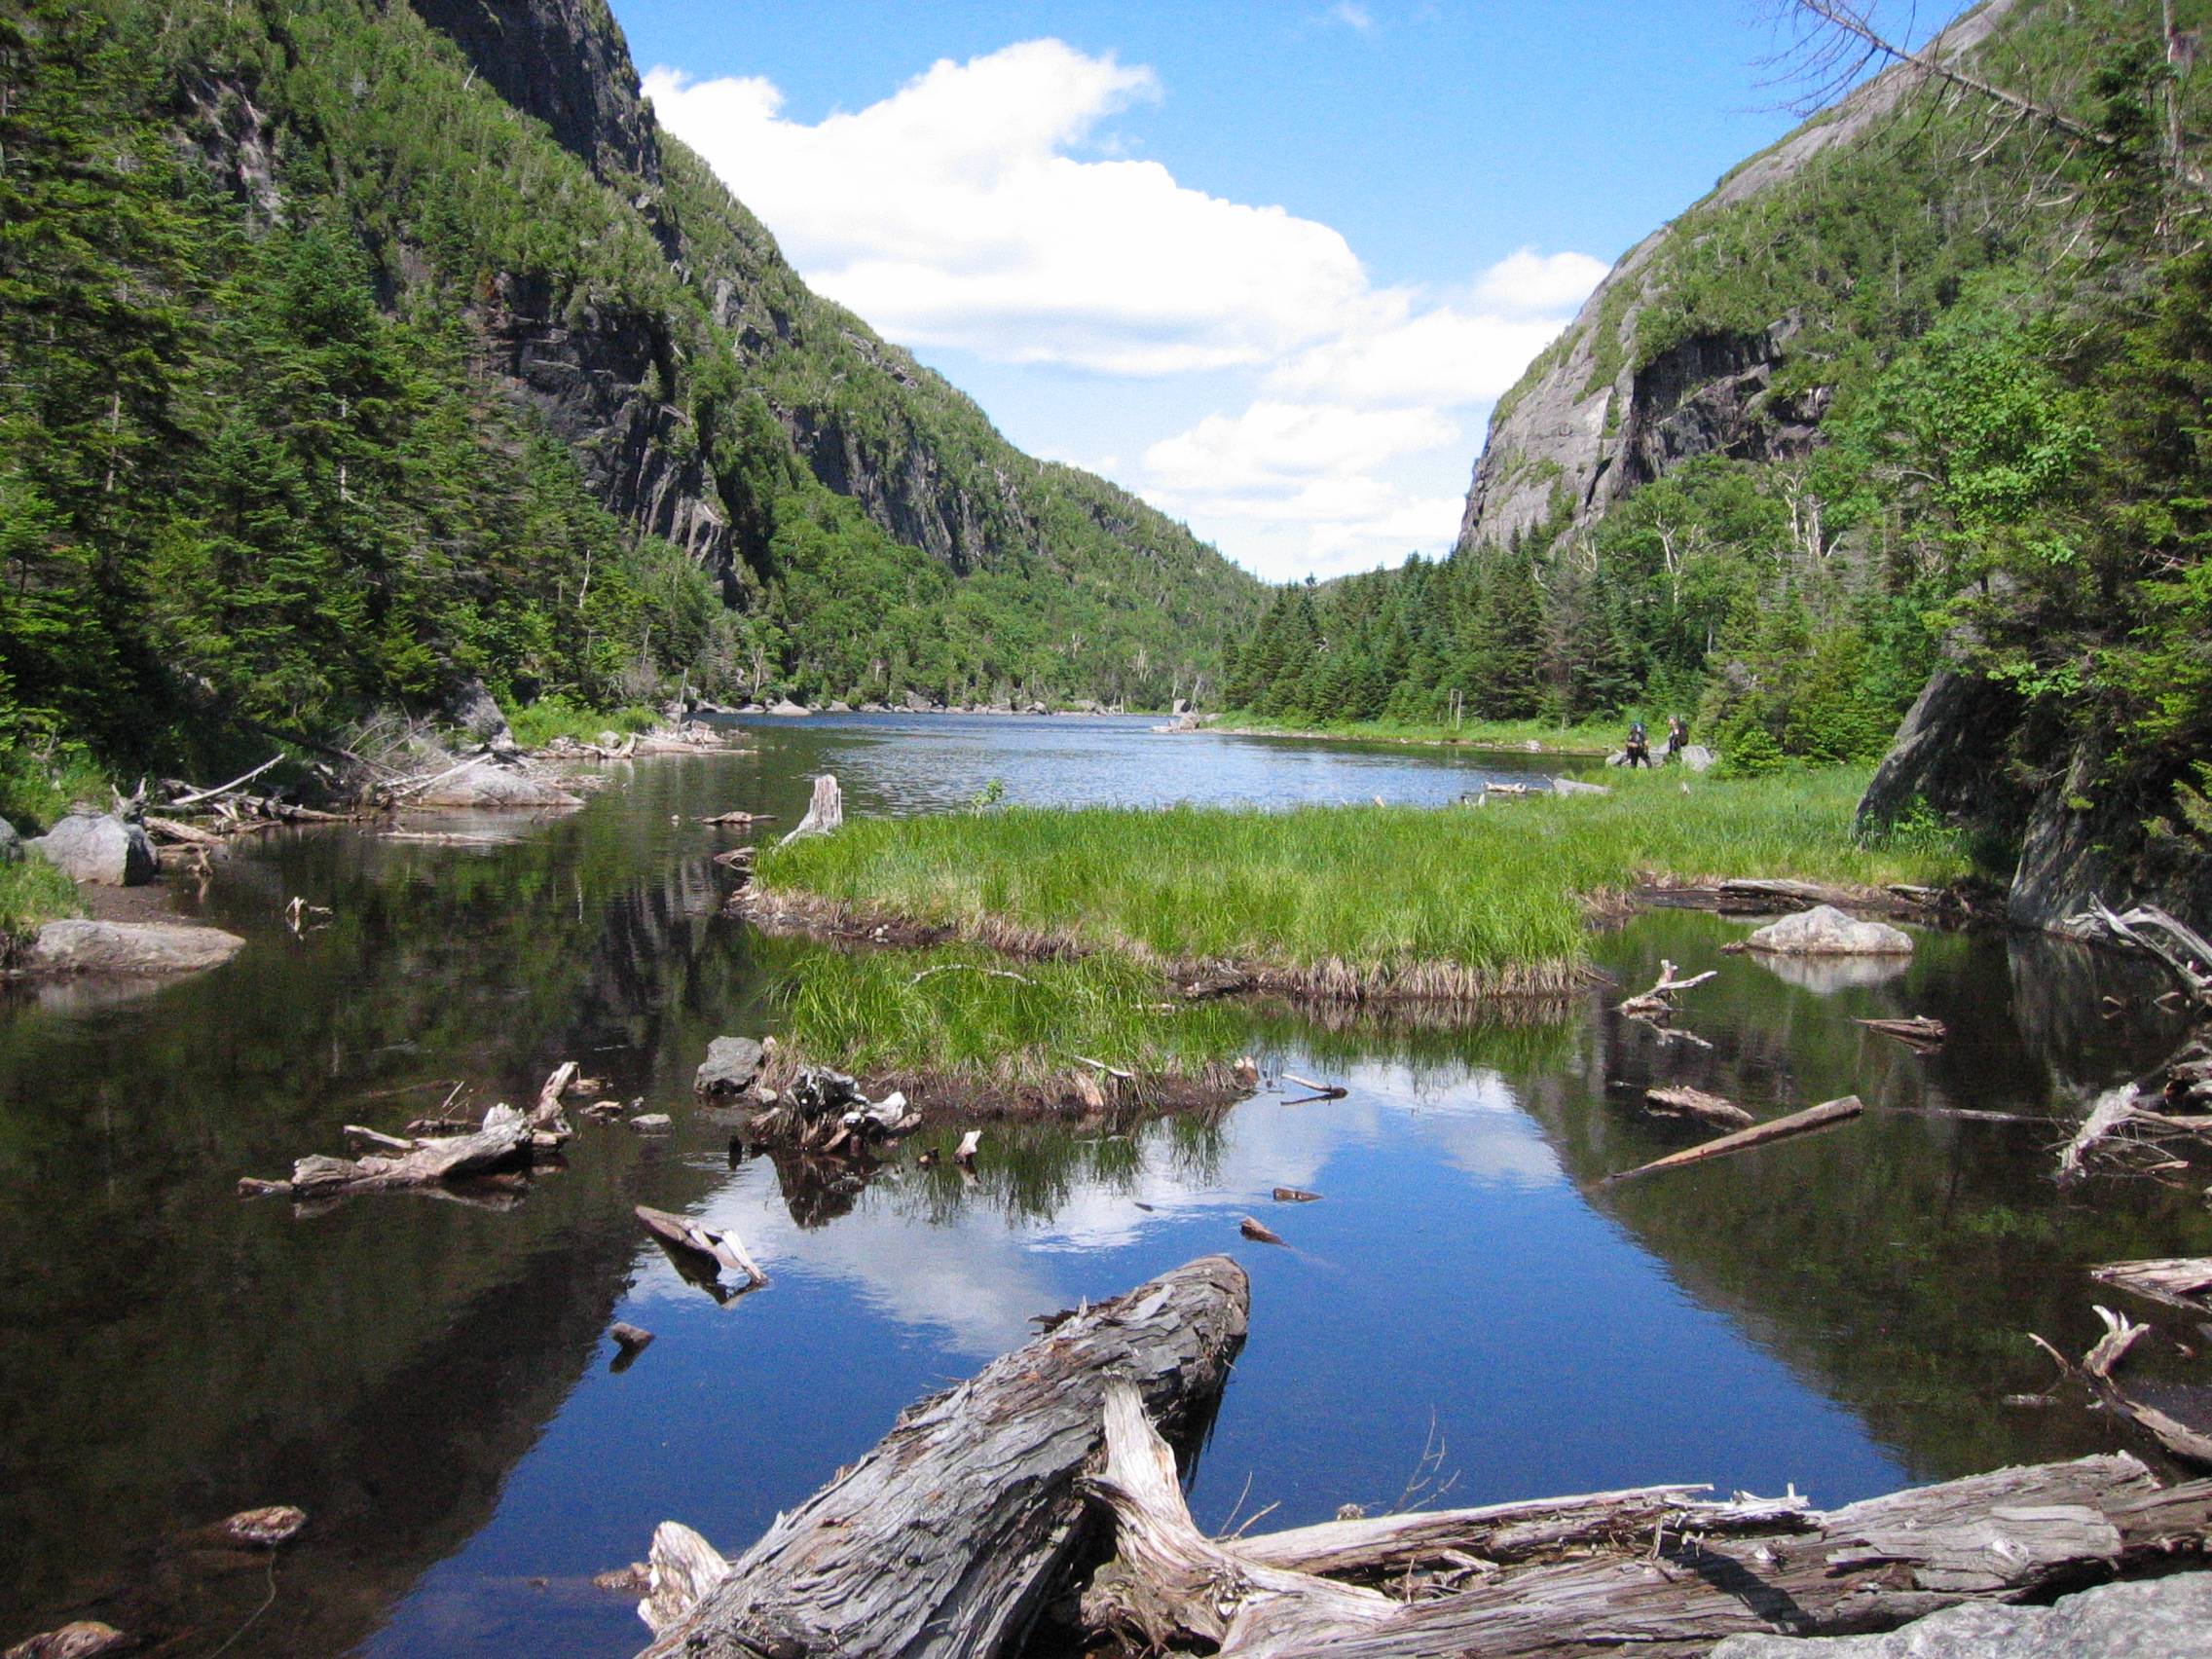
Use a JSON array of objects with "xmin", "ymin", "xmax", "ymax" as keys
[
  {"xmin": 1214, "ymin": 711, "xmax": 1625, "ymax": 754},
  {"xmin": 770, "ymin": 944, "xmax": 1249, "ymax": 1111},
  {"xmin": 0, "ymin": 859, "xmax": 84, "ymax": 950},
  {"xmin": 503, "ymin": 698, "xmax": 660, "ymax": 751},
  {"xmin": 756, "ymin": 768, "xmax": 1970, "ymax": 1000}
]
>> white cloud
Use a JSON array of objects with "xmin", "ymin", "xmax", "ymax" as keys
[
  {"xmin": 1327, "ymin": 3, "xmax": 1377, "ymax": 31},
  {"xmin": 644, "ymin": 40, "xmax": 1605, "ymax": 581}
]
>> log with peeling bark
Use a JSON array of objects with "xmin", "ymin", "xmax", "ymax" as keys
[
  {"xmin": 2092, "ymin": 1256, "xmax": 2212, "ymax": 1316},
  {"xmin": 633, "ymin": 1255, "xmax": 1249, "ymax": 1659},
  {"xmin": 1078, "ymin": 1380, "xmax": 2212, "ymax": 1658},
  {"xmin": 1714, "ymin": 876, "xmax": 1918, "ymax": 916},
  {"xmin": 2030, "ymin": 1324, "xmax": 2212, "ymax": 1469},
  {"xmin": 2063, "ymin": 898, "xmax": 2212, "ymax": 1010},
  {"xmin": 238, "ymin": 1104, "xmax": 541, "ymax": 1199},
  {"xmin": 1642, "ymin": 1086, "xmax": 1755, "ymax": 1128},
  {"xmin": 1604, "ymin": 1095, "xmax": 1862, "ymax": 1183}
]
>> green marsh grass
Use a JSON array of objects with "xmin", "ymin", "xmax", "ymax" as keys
[
  {"xmin": 0, "ymin": 858, "xmax": 83, "ymax": 948},
  {"xmin": 504, "ymin": 697, "xmax": 659, "ymax": 751},
  {"xmin": 1217, "ymin": 711, "xmax": 1624, "ymax": 753},
  {"xmin": 758, "ymin": 767, "xmax": 1971, "ymax": 998},
  {"xmin": 772, "ymin": 943, "xmax": 1248, "ymax": 1101}
]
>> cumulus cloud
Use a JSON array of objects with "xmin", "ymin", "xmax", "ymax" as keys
[{"xmin": 644, "ymin": 40, "xmax": 1605, "ymax": 580}]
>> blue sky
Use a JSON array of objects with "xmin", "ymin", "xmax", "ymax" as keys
[{"xmin": 608, "ymin": 2, "xmax": 1909, "ymax": 581}]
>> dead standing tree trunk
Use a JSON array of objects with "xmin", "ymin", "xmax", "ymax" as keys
[
  {"xmin": 634, "ymin": 1255, "xmax": 1249, "ymax": 1659},
  {"xmin": 775, "ymin": 774, "xmax": 843, "ymax": 848}
]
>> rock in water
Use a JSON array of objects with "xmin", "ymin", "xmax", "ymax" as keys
[
  {"xmin": 766, "ymin": 699, "xmax": 811, "ymax": 717},
  {"xmin": 25, "ymin": 920, "xmax": 246, "ymax": 976},
  {"xmin": 410, "ymin": 758, "xmax": 581, "ymax": 809},
  {"xmin": 1, "ymin": 1621, "xmax": 129, "ymax": 1659},
  {"xmin": 1710, "ymin": 1570, "xmax": 2212, "ymax": 1656},
  {"xmin": 1744, "ymin": 903, "xmax": 1913, "ymax": 956},
  {"xmin": 694, "ymin": 1036, "xmax": 765, "ymax": 1095},
  {"xmin": 26, "ymin": 812, "xmax": 157, "ymax": 886},
  {"xmin": 221, "ymin": 1504, "xmax": 307, "ymax": 1546}
]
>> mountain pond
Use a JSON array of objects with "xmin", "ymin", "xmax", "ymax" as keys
[{"xmin": 2, "ymin": 714, "xmax": 2205, "ymax": 1655}]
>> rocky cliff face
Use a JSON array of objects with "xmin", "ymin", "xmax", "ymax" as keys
[{"xmin": 1455, "ymin": 0, "xmax": 2018, "ymax": 553}]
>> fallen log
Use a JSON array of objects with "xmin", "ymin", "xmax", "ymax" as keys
[
  {"xmin": 698, "ymin": 810, "xmax": 775, "ymax": 827},
  {"xmin": 142, "ymin": 813, "xmax": 228, "ymax": 848},
  {"xmin": 2091, "ymin": 1256, "xmax": 2212, "ymax": 1316},
  {"xmin": 1643, "ymin": 1086, "xmax": 1755, "ymax": 1128},
  {"xmin": 1604, "ymin": 1096, "xmax": 1862, "ymax": 1183},
  {"xmin": 633, "ymin": 1255, "xmax": 1249, "ymax": 1659},
  {"xmin": 2030, "ymin": 1330, "xmax": 2212, "ymax": 1469},
  {"xmin": 635, "ymin": 1205, "xmax": 767, "ymax": 1290},
  {"xmin": 1856, "ymin": 1014, "xmax": 1948, "ymax": 1050},
  {"xmin": 1080, "ymin": 1381, "xmax": 2212, "ymax": 1658},
  {"xmin": 1240, "ymin": 1215, "xmax": 1285, "ymax": 1245},
  {"xmin": 238, "ymin": 1104, "xmax": 537, "ymax": 1199},
  {"xmin": 1713, "ymin": 876, "xmax": 1912, "ymax": 915},
  {"xmin": 1281, "ymin": 1074, "xmax": 1346, "ymax": 1100},
  {"xmin": 1272, "ymin": 1187, "xmax": 1321, "ymax": 1203},
  {"xmin": 169, "ymin": 754, "xmax": 282, "ymax": 808}
]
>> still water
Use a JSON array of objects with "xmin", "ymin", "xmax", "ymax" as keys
[{"xmin": 1, "ymin": 715, "xmax": 2204, "ymax": 1655}]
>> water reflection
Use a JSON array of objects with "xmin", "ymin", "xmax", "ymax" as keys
[{"xmin": 2, "ymin": 721, "xmax": 2208, "ymax": 1659}]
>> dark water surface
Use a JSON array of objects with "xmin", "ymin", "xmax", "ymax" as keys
[{"xmin": 2, "ymin": 715, "xmax": 2205, "ymax": 1655}]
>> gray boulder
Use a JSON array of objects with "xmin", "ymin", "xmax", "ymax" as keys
[
  {"xmin": 0, "ymin": 818, "xmax": 19, "ymax": 864},
  {"xmin": 410, "ymin": 759, "xmax": 580, "ymax": 809},
  {"xmin": 826, "ymin": 700, "xmax": 852, "ymax": 713},
  {"xmin": 1745, "ymin": 903, "xmax": 1914, "ymax": 956},
  {"xmin": 695, "ymin": 1036, "xmax": 765, "ymax": 1095},
  {"xmin": 27, "ymin": 811, "xmax": 157, "ymax": 885},
  {"xmin": 1171, "ymin": 697, "xmax": 1192, "ymax": 716},
  {"xmin": 26, "ymin": 919, "xmax": 245, "ymax": 976},
  {"xmin": 1552, "ymin": 776, "xmax": 1611, "ymax": 797},
  {"xmin": 1678, "ymin": 744, "xmax": 1716, "ymax": 771},
  {"xmin": 445, "ymin": 677, "xmax": 513, "ymax": 747},
  {"xmin": 1711, "ymin": 1570, "xmax": 2212, "ymax": 1657},
  {"xmin": 767, "ymin": 699, "xmax": 811, "ymax": 718}
]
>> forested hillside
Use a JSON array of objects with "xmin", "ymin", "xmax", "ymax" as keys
[
  {"xmin": 1226, "ymin": 0, "xmax": 2211, "ymax": 922},
  {"xmin": 0, "ymin": 0, "xmax": 1258, "ymax": 786}
]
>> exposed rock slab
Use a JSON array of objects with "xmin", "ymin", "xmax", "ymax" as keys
[
  {"xmin": 1745, "ymin": 904, "xmax": 1914, "ymax": 956},
  {"xmin": 27, "ymin": 812, "xmax": 157, "ymax": 886},
  {"xmin": 0, "ymin": 819, "xmax": 20, "ymax": 863},
  {"xmin": 1710, "ymin": 1570, "xmax": 2212, "ymax": 1657},
  {"xmin": 408, "ymin": 758, "xmax": 581, "ymax": 809},
  {"xmin": 693, "ymin": 1036, "xmax": 764, "ymax": 1095},
  {"xmin": 22, "ymin": 919, "xmax": 244, "ymax": 976}
]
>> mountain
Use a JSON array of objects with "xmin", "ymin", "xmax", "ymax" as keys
[
  {"xmin": 1226, "ymin": 0, "xmax": 2211, "ymax": 928},
  {"xmin": 0, "ymin": 0, "xmax": 1260, "ymax": 780}
]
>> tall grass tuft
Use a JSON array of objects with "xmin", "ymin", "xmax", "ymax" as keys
[
  {"xmin": 758, "ymin": 767, "xmax": 1972, "ymax": 997},
  {"xmin": 772, "ymin": 944, "xmax": 1248, "ymax": 1099}
]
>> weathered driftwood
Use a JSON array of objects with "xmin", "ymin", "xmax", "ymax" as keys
[
  {"xmin": 2058, "ymin": 1082, "xmax": 2212, "ymax": 1180},
  {"xmin": 699, "ymin": 810, "xmax": 775, "ymax": 827},
  {"xmin": 1713, "ymin": 876, "xmax": 1915, "ymax": 916},
  {"xmin": 775, "ymin": 774, "xmax": 843, "ymax": 847},
  {"xmin": 1079, "ymin": 1382, "xmax": 2212, "ymax": 1659},
  {"xmin": 2092, "ymin": 1256, "xmax": 2212, "ymax": 1316},
  {"xmin": 1240, "ymin": 1215, "xmax": 1285, "ymax": 1245},
  {"xmin": 635, "ymin": 1205, "xmax": 767, "ymax": 1289},
  {"xmin": 634, "ymin": 1255, "xmax": 1249, "ymax": 1659},
  {"xmin": 1643, "ymin": 1086, "xmax": 1755, "ymax": 1128},
  {"xmin": 1604, "ymin": 1096, "xmax": 1862, "ymax": 1183},
  {"xmin": 1856, "ymin": 1014, "xmax": 1948, "ymax": 1050},
  {"xmin": 2063, "ymin": 898, "xmax": 2212, "ymax": 1009},
  {"xmin": 238, "ymin": 1103, "xmax": 541, "ymax": 1199},
  {"xmin": 1272, "ymin": 1187, "xmax": 1321, "ymax": 1203},
  {"xmin": 1281, "ymin": 1074, "xmax": 1346, "ymax": 1100},
  {"xmin": 1618, "ymin": 959, "xmax": 1718, "ymax": 1021},
  {"xmin": 2030, "ymin": 1323, "xmax": 2212, "ymax": 1469}
]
